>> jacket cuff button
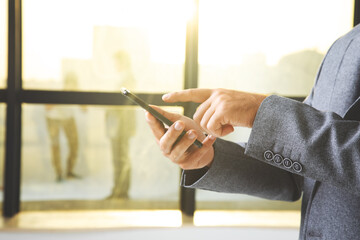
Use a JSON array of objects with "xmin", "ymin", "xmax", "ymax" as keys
[
  {"xmin": 292, "ymin": 162, "xmax": 303, "ymax": 172},
  {"xmin": 283, "ymin": 158, "xmax": 293, "ymax": 168},
  {"xmin": 264, "ymin": 150, "xmax": 274, "ymax": 161},
  {"xmin": 273, "ymin": 154, "xmax": 283, "ymax": 165}
]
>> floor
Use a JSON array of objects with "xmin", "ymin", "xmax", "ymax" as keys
[
  {"xmin": 0, "ymin": 210, "xmax": 300, "ymax": 239},
  {"xmin": 0, "ymin": 227, "xmax": 299, "ymax": 240}
]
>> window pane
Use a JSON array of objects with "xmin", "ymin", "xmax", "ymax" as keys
[
  {"xmin": 0, "ymin": 0, "xmax": 7, "ymax": 87},
  {"xmin": 196, "ymin": 0, "xmax": 354, "ymax": 212},
  {"xmin": 22, "ymin": 0, "xmax": 192, "ymax": 92},
  {"xmin": 198, "ymin": 0, "xmax": 354, "ymax": 96},
  {"xmin": 21, "ymin": 104, "xmax": 181, "ymax": 210}
]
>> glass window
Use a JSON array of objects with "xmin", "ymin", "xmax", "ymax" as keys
[
  {"xmin": 21, "ymin": 104, "xmax": 182, "ymax": 211},
  {"xmin": 0, "ymin": 0, "xmax": 7, "ymax": 88},
  {"xmin": 22, "ymin": 0, "xmax": 193, "ymax": 92},
  {"xmin": 196, "ymin": 0, "xmax": 354, "ymax": 213},
  {"xmin": 198, "ymin": 0, "xmax": 353, "ymax": 96}
]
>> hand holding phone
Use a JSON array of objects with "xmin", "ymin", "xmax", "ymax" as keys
[{"xmin": 121, "ymin": 88, "xmax": 203, "ymax": 148}]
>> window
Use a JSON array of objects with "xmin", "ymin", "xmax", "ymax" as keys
[
  {"xmin": 2, "ymin": 0, "xmax": 357, "ymax": 225},
  {"xmin": 0, "ymin": 0, "xmax": 6, "ymax": 88},
  {"xmin": 20, "ymin": 0, "xmax": 191, "ymax": 212},
  {"xmin": 21, "ymin": 104, "xmax": 183, "ymax": 210},
  {"xmin": 22, "ymin": 0, "xmax": 192, "ymax": 92},
  {"xmin": 198, "ymin": 0, "xmax": 353, "ymax": 96}
]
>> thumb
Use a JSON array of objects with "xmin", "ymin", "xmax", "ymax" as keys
[{"xmin": 149, "ymin": 105, "xmax": 183, "ymax": 124}]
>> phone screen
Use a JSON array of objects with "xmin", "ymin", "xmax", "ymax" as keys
[{"xmin": 121, "ymin": 88, "xmax": 203, "ymax": 148}]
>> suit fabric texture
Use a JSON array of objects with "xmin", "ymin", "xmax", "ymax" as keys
[{"xmin": 181, "ymin": 24, "xmax": 360, "ymax": 239}]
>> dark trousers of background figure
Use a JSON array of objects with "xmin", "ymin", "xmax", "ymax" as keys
[
  {"xmin": 109, "ymin": 136, "xmax": 131, "ymax": 199},
  {"xmin": 46, "ymin": 117, "xmax": 78, "ymax": 181}
]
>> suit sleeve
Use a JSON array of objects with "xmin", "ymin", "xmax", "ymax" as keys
[
  {"xmin": 245, "ymin": 95, "xmax": 360, "ymax": 195},
  {"xmin": 181, "ymin": 137, "xmax": 303, "ymax": 202}
]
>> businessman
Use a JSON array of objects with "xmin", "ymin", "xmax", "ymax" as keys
[{"xmin": 146, "ymin": 24, "xmax": 360, "ymax": 239}]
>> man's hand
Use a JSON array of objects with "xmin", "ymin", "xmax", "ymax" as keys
[
  {"xmin": 145, "ymin": 105, "xmax": 216, "ymax": 170},
  {"xmin": 162, "ymin": 88, "xmax": 267, "ymax": 137}
]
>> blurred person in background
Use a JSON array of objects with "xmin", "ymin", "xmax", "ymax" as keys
[
  {"xmin": 105, "ymin": 51, "xmax": 136, "ymax": 199},
  {"xmin": 45, "ymin": 72, "xmax": 81, "ymax": 182}
]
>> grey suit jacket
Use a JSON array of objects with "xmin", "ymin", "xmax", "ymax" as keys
[{"xmin": 181, "ymin": 24, "xmax": 360, "ymax": 239}]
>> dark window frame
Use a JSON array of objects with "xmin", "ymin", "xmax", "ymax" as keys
[{"xmin": 2, "ymin": 0, "xmax": 358, "ymax": 218}]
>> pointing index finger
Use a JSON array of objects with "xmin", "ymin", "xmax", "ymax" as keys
[{"xmin": 162, "ymin": 89, "xmax": 212, "ymax": 103}]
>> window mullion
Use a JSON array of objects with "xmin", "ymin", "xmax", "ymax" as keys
[
  {"xmin": 3, "ymin": 0, "xmax": 22, "ymax": 218},
  {"xmin": 181, "ymin": 0, "xmax": 199, "ymax": 217}
]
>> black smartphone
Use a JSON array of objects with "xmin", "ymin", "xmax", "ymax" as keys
[{"xmin": 121, "ymin": 88, "xmax": 203, "ymax": 148}]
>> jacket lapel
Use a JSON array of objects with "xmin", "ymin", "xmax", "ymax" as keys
[{"xmin": 343, "ymin": 96, "xmax": 360, "ymax": 120}]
